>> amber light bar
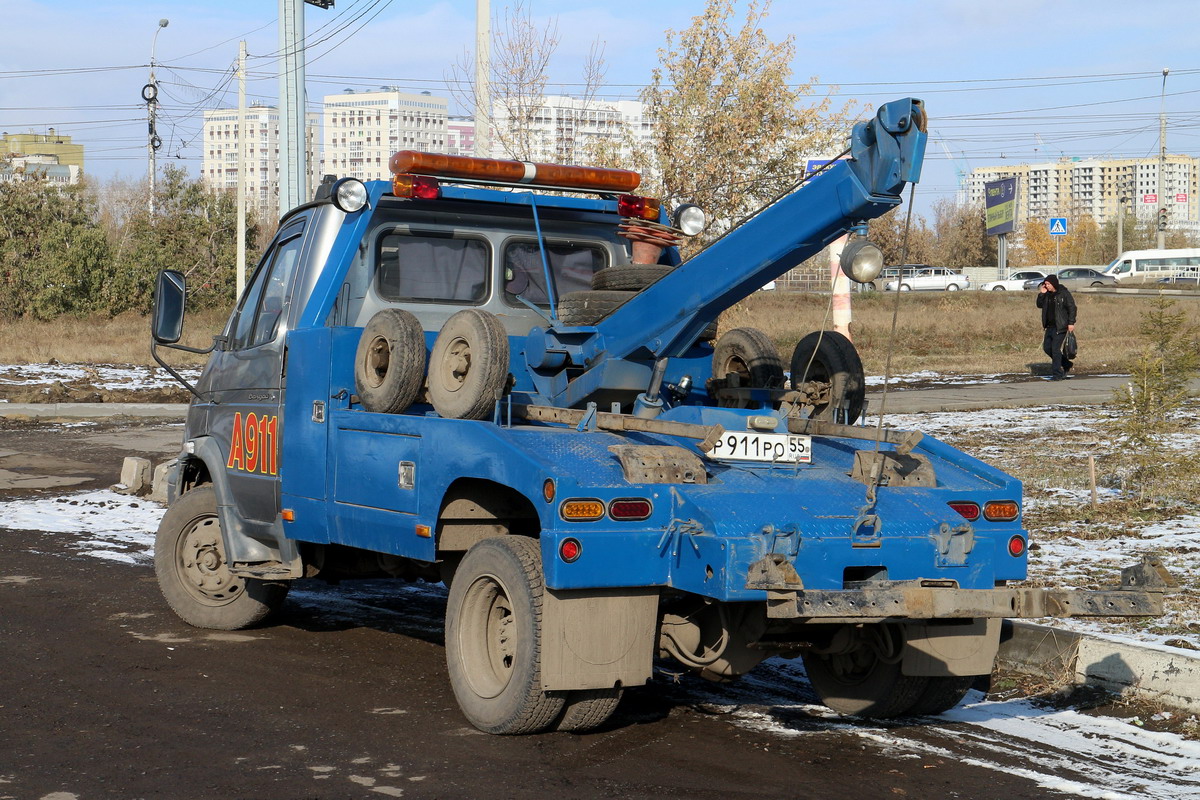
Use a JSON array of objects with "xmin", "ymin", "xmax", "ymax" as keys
[{"xmin": 388, "ymin": 150, "xmax": 641, "ymax": 192}]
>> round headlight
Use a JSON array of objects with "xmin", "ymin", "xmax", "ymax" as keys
[
  {"xmin": 839, "ymin": 239, "xmax": 885, "ymax": 284},
  {"xmin": 673, "ymin": 204, "xmax": 706, "ymax": 237},
  {"xmin": 331, "ymin": 178, "xmax": 368, "ymax": 213}
]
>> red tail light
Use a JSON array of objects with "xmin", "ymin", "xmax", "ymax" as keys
[
  {"xmin": 1007, "ymin": 535, "xmax": 1027, "ymax": 557},
  {"xmin": 559, "ymin": 537, "xmax": 582, "ymax": 563},
  {"xmin": 392, "ymin": 174, "xmax": 440, "ymax": 199},
  {"xmin": 947, "ymin": 501, "xmax": 980, "ymax": 521},
  {"xmin": 609, "ymin": 498, "xmax": 652, "ymax": 521},
  {"xmin": 618, "ymin": 194, "xmax": 662, "ymax": 222}
]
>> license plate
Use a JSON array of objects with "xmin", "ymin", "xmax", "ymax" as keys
[{"xmin": 707, "ymin": 431, "xmax": 812, "ymax": 464}]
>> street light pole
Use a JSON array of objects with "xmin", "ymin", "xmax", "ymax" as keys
[
  {"xmin": 474, "ymin": 0, "xmax": 491, "ymax": 158},
  {"xmin": 1157, "ymin": 67, "xmax": 1169, "ymax": 249},
  {"xmin": 146, "ymin": 18, "xmax": 168, "ymax": 215}
]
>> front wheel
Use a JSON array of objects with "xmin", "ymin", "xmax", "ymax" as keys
[
  {"xmin": 154, "ymin": 486, "xmax": 289, "ymax": 630},
  {"xmin": 992, "ymin": 286, "xmax": 1005, "ymax": 291},
  {"xmin": 946, "ymin": 284, "xmax": 960, "ymax": 291},
  {"xmin": 899, "ymin": 284, "xmax": 912, "ymax": 292},
  {"xmin": 1091, "ymin": 281, "xmax": 1104, "ymax": 287},
  {"xmin": 445, "ymin": 537, "xmax": 565, "ymax": 734}
]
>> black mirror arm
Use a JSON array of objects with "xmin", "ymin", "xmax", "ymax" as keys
[{"xmin": 151, "ymin": 337, "xmax": 224, "ymax": 404}]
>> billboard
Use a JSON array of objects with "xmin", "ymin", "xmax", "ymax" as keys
[{"xmin": 984, "ymin": 177, "xmax": 1017, "ymax": 236}]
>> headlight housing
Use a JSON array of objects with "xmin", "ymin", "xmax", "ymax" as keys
[
  {"xmin": 839, "ymin": 238, "xmax": 885, "ymax": 284},
  {"xmin": 330, "ymin": 177, "xmax": 369, "ymax": 213},
  {"xmin": 673, "ymin": 204, "xmax": 706, "ymax": 236}
]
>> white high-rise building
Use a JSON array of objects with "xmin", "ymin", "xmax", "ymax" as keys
[
  {"xmin": 490, "ymin": 95, "xmax": 654, "ymax": 165},
  {"xmin": 201, "ymin": 105, "xmax": 321, "ymax": 221},
  {"xmin": 323, "ymin": 88, "xmax": 449, "ymax": 182},
  {"xmin": 967, "ymin": 156, "xmax": 1200, "ymax": 230}
]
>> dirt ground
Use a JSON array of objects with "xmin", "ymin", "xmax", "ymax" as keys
[{"xmin": 0, "ymin": 417, "xmax": 1071, "ymax": 800}]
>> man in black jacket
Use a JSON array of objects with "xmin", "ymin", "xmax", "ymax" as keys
[{"xmin": 1036, "ymin": 274, "xmax": 1077, "ymax": 380}]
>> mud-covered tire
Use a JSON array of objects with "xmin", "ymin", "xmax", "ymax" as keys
[
  {"xmin": 445, "ymin": 537, "xmax": 565, "ymax": 735},
  {"xmin": 907, "ymin": 676, "xmax": 976, "ymax": 716},
  {"xmin": 354, "ymin": 309, "xmax": 426, "ymax": 414},
  {"xmin": 555, "ymin": 688, "xmax": 623, "ymax": 733},
  {"xmin": 789, "ymin": 330, "xmax": 866, "ymax": 424},
  {"xmin": 591, "ymin": 264, "xmax": 673, "ymax": 291},
  {"xmin": 712, "ymin": 327, "xmax": 784, "ymax": 407},
  {"xmin": 558, "ymin": 290, "xmax": 634, "ymax": 326},
  {"xmin": 428, "ymin": 309, "xmax": 509, "ymax": 420},
  {"xmin": 154, "ymin": 486, "xmax": 289, "ymax": 631},
  {"xmin": 802, "ymin": 630, "xmax": 928, "ymax": 719}
]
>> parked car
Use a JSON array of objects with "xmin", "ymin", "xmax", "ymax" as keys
[
  {"xmin": 884, "ymin": 266, "xmax": 970, "ymax": 292},
  {"xmin": 861, "ymin": 265, "xmax": 920, "ymax": 291},
  {"xmin": 981, "ymin": 270, "xmax": 1047, "ymax": 291},
  {"xmin": 1157, "ymin": 275, "xmax": 1200, "ymax": 286},
  {"xmin": 1022, "ymin": 268, "xmax": 1117, "ymax": 291}
]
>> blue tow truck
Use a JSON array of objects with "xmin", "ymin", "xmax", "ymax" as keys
[{"xmin": 150, "ymin": 99, "xmax": 1168, "ymax": 734}]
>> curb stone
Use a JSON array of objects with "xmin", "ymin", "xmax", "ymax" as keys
[{"xmin": 999, "ymin": 620, "xmax": 1200, "ymax": 713}]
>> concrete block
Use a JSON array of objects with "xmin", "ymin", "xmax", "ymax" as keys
[
  {"xmin": 149, "ymin": 461, "xmax": 172, "ymax": 505},
  {"xmin": 117, "ymin": 456, "xmax": 151, "ymax": 496}
]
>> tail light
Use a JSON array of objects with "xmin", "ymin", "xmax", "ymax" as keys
[
  {"xmin": 984, "ymin": 500, "xmax": 1020, "ymax": 521},
  {"xmin": 618, "ymin": 194, "xmax": 662, "ymax": 222},
  {"xmin": 559, "ymin": 538, "xmax": 582, "ymax": 563},
  {"xmin": 609, "ymin": 498, "xmax": 652, "ymax": 521},
  {"xmin": 392, "ymin": 174, "xmax": 440, "ymax": 199},
  {"xmin": 1007, "ymin": 535, "xmax": 1027, "ymax": 557},
  {"xmin": 947, "ymin": 501, "xmax": 980, "ymax": 521}
]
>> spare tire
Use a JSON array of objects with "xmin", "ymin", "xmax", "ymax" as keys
[
  {"xmin": 428, "ymin": 309, "xmax": 510, "ymax": 420},
  {"xmin": 790, "ymin": 330, "xmax": 865, "ymax": 424},
  {"xmin": 354, "ymin": 309, "xmax": 426, "ymax": 414},
  {"xmin": 557, "ymin": 290, "xmax": 635, "ymax": 326},
  {"xmin": 591, "ymin": 264, "xmax": 673, "ymax": 291},
  {"xmin": 712, "ymin": 328, "xmax": 784, "ymax": 407}
]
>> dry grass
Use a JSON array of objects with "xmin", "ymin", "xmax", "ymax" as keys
[
  {"xmin": 0, "ymin": 309, "xmax": 227, "ymax": 367},
  {"xmin": 720, "ymin": 290, "xmax": 1200, "ymax": 376},
  {"xmin": 0, "ymin": 290, "xmax": 1196, "ymax": 376}
]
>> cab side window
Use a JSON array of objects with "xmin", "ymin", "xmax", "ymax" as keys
[{"xmin": 231, "ymin": 228, "xmax": 305, "ymax": 349}]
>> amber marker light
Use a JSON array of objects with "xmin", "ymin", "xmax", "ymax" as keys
[
  {"xmin": 560, "ymin": 499, "xmax": 604, "ymax": 521},
  {"xmin": 542, "ymin": 478, "xmax": 556, "ymax": 503},
  {"xmin": 984, "ymin": 500, "xmax": 1020, "ymax": 522},
  {"xmin": 281, "ymin": 509, "xmax": 295, "ymax": 522},
  {"xmin": 416, "ymin": 524, "xmax": 432, "ymax": 538}
]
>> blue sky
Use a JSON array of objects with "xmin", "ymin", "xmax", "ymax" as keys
[{"xmin": 2, "ymin": 0, "xmax": 1198, "ymax": 215}]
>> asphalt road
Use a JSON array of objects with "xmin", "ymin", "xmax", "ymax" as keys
[{"xmin": 0, "ymin": 418, "xmax": 1118, "ymax": 799}]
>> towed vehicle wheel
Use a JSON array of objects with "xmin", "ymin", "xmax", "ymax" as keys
[
  {"xmin": 712, "ymin": 327, "xmax": 784, "ymax": 407},
  {"xmin": 154, "ymin": 486, "xmax": 289, "ymax": 630},
  {"xmin": 789, "ymin": 330, "xmax": 866, "ymax": 424},
  {"xmin": 445, "ymin": 536, "xmax": 565, "ymax": 734},
  {"xmin": 801, "ymin": 624, "xmax": 928, "ymax": 719}
]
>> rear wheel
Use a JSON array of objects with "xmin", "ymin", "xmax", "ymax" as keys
[
  {"xmin": 789, "ymin": 330, "xmax": 866, "ymax": 424},
  {"xmin": 445, "ymin": 537, "xmax": 564, "ymax": 734},
  {"xmin": 946, "ymin": 284, "xmax": 960, "ymax": 291},
  {"xmin": 802, "ymin": 625, "xmax": 928, "ymax": 719},
  {"xmin": 154, "ymin": 486, "xmax": 289, "ymax": 630},
  {"xmin": 555, "ymin": 688, "xmax": 623, "ymax": 732},
  {"xmin": 992, "ymin": 286, "xmax": 1005, "ymax": 291},
  {"xmin": 907, "ymin": 676, "xmax": 977, "ymax": 716},
  {"xmin": 899, "ymin": 284, "xmax": 912, "ymax": 292}
]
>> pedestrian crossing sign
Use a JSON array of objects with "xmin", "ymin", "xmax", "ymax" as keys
[{"xmin": 1049, "ymin": 217, "xmax": 1068, "ymax": 236}]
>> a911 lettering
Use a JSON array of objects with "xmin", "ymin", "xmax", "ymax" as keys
[{"xmin": 226, "ymin": 412, "xmax": 278, "ymax": 475}]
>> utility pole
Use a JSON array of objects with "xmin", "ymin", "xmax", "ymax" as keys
[
  {"xmin": 474, "ymin": 0, "xmax": 491, "ymax": 158},
  {"xmin": 1157, "ymin": 67, "xmax": 1169, "ymax": 249},
  {"xmin": 279, "ymin": 0, "xmax": 333, "ymax": 216},
  {"xmin": 145, "ymin": 18, "xmax": 169, "ymax": 215},
  {"xmin": 237, "ymin": 40, "xmax": 248, "ymax": 299}
]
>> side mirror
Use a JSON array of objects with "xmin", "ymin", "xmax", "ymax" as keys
[{"xmin": 152, "ymin": 269, "xmax": 187, "ymax": 344}]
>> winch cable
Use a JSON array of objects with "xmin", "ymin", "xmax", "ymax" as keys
[{"xmin": 864, "ymin": 182, "xmax": 918, "ymax": 506}]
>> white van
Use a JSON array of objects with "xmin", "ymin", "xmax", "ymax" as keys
[{"xmin": 1103, "ymin": 248, "xmax": 1200, "ymax": 283}]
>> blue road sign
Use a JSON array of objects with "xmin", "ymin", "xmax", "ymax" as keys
[{"xmin": 1049, "ymin": 217, "xmax": 1068, "ymax": 236}]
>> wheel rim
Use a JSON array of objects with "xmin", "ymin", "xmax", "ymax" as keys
[
  {"xmin": 175, "ymin": 515, "xmax": 244, "ymax": 607},
  {"xmin": 365, "ymin": 335, "xmax": 391, "ymax": 388},
  {"xmin": 716, "ymin": 353, "xmax": 751, "ymax": 384},
  {"xmin": 458, "ymin": 573, "xmax": 516, "ymax": 699},
  {"xmin": 438, "ymin": 336, "xmax": 472, "ymax": 394}
]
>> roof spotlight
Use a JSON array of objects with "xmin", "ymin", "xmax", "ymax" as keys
[{"xmin": 839, "ymin": 237, "xmax": 885, "ymax": 284}]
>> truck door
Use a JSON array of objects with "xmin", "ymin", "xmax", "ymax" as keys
[{"xmin": 212, "ymin": 219, "xmax": 307, "ymax": 525}]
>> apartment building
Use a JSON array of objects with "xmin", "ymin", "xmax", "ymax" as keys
[
  {"xmin": 201, "ymin": 105, "xmax": 321, "ymax": 221},
  {"xmin": 323, "ymin": 88, "xmax": 448, "ymax": 181},
  {"xmin": 1, "ymin": 129, "xmax": 84, "ymax": 172},
  {"xmin": 968, "ymin": 155, "xmax": 1199, "ymax": 228},
  {"xmin": 489, "ymin": 95, "xmax": 653, "ymax": 164}
]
